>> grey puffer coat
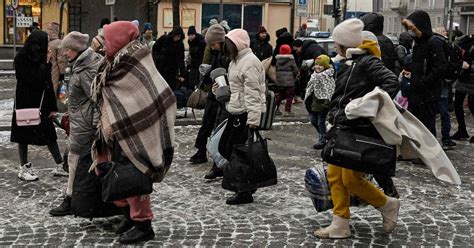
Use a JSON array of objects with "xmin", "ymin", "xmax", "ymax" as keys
[
  {"xmin": 68, "ymin": 48, "xmax": 102, "ymax": 155},
  {"xmin": 275, "ymin": 54, "xmax": 298, "ymax": 87}
]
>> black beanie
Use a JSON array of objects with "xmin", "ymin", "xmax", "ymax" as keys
[
  {"xmin": 293, "ymin": 39, "xmax": 303, "ymax": 47},
  {"xmin": 188, "ymin": 26, "xmax": 197, "ymax": 35}
]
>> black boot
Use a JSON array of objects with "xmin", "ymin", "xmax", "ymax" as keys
[
  {"xmin": 189, "ymin": 149, "xmax": 208, "ymax": 164},
  {"xmin": 115, "ymin": 207, "xmax": 134, "ymax": 234},
  {"xmin": 204, "ymin": 163, "xmax": 223, "ymax": 179},
  {"xmin": 226, "ymin": 192, "xmax": 254, "ymax": 205},
  {"xmin": 119, "ymin": 220, "xmax": 155, "ymax": 244},
  {"xmin": 49, "ymin": 196, "xmax": 72, "ymax": 216},
  {"xmin": 451, "ymin": 131, "xmax": 469, "ymax": 140}
]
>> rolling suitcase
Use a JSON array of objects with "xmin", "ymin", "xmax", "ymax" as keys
[{"xmin": 259, "ymin": 90, "xmax": 276, "ymax": 130}]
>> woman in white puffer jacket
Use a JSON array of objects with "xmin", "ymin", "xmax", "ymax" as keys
[{"xmin": 218, "ymin": 29, "xmax": 266, "ymax": 205}]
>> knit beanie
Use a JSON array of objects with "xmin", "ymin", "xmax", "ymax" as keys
[
  {"xmin": 132, "ymin": 20, "xmax": 139, "ymax": 27},
  {"xmin": 279, "ymin": 44, "xmax": 292, "ymax": 55},
  {"xmin": 302, "ymin": 23, "xmax": 307, "ymax": 29},
  {"xmin": 188, "ymin": 26, "xmax": 197, "ymax": 35},
  {"xmin": 103, "ymin": 21, "xmax": 139, "ymax": 59},
  {"xmin": 220, "ymin": 21, "xmax": 231, "ymax": 32},
  {"xmin": 45, "ymin": 22, "xmax": 60, "ymax": 40},
  {"xmin": 292, "ymin": 39, "xmax": 303, "ymax": 47},
  {"xmin": 205, "ymin": 24, "xmax": 226, "ymax": 44},
  {"xmin": 332, "ymin": 18, "xmax": 364, "ymax": 48},
  {"xmin": 226, "ymin": 29, "xmax": 250, "ymax": 51},
  {"xmin": 276, "ymin": 27, "xmax": 288, "ymax": 38},
  {"xmin": 209, "ymin": 18, "xmax": 219, "ymax": 26},
  {"xmin": 360, "ymin": 30, "xmax": 381, "ymax": 58},
  {"xmin": 61, "ymin": 31, "xmax": 89, "ymax": 52},
  {"xmin": 144, "ymin": 22, "xmax": 153, "ymax": 31},
  {"xmin": 257, "ymin": 26, "xmax": 267, "ymax": 34},
  {"xmin": 315, "ymin": 54, "xmax": 330, "ymax": 69}
]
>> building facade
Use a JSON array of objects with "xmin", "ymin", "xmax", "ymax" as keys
[{"xmin": 456, "ymin": 0, "xmax": 474, "ymax": 34}]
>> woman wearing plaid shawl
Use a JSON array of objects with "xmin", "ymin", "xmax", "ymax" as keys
[{"xmin": 91, "ymin": 21, "xmax": 176, "ymax": 244}]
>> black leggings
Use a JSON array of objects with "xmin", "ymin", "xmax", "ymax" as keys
[{"xmin": 19, "ymin": 142, "xmax": 63, "ymax": 165}]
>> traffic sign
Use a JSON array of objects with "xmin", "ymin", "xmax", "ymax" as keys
[
  {"xmin": 298, "ymin": 0, "xmax": 307, "ymax": 6},
  {"xmin": 105, "ymin": 0, "xmax": 115, "ymax": 5},
  {"xmin": 12, "ymin": 0, "xmax": 19, "ymax": 9},
  {"xmin": 297, "ymin": 6, "xmax": 307, "ymax": 17}
]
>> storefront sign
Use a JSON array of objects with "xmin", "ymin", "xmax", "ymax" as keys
[
  {"xmin": 105, "ymin": 0, "xmax": 115, "ymax": 5},
  {"xmin": 16, "ymin": 16, "xmax": 33, "ymax": 28}
]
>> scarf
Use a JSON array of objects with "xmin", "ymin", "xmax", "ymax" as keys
[{"xmin": 91, "ymin": 40, "xmax": 176, "ymax": 182}]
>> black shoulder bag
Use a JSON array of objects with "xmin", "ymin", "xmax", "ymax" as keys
[{"xmin": 99, "ymin": 140, "xmax": 153, "ymax": 202}]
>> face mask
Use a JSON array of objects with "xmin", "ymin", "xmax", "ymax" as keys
[{"xmin": 408, "ymin": 30, "xmax": 417, "ymax": 38}]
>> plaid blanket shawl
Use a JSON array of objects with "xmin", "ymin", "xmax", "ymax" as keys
[{"xmin": 91, "ymin": 40, "xmax": 176, "ymax": 182}]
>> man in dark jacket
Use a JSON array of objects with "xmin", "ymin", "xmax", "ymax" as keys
[
  {"xmin": 152, "ymin": 26, "xmax": 186, "ymax": 90},
  {"xmin": 402, "ymin": 10, "xmax": 448, "ymax": 136},
  {"xmin": 187, "ymin": 26, "xmax": 207, "ymax": 88},
  {"xmin": 292, "ymin": 39, "xmax": 326, "ymax": 101},
  {"xmin": 251, "ymin": 26, "xmax": 273, "ymax": 61},
  {"xmin": 361, "ymin": 13, "xmax": 397, "ymax": 73},
  {"xmin": 272, "ymin": 30, "xmax": 294, "ymax": 65}
]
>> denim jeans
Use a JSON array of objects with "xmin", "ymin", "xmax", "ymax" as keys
[
  {"xmin": 436, "ymin": 97, "xmax": 451, "ymax": 142},
  {"xmin": 309, "ymin": 111, "xmax": 327, "ymax": 143}
]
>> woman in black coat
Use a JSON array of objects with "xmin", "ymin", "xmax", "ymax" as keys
[{"xmin": 11, "ymin": 31, "xmax": 63, "ymax": 181}]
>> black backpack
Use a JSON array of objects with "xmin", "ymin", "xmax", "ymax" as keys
[{"xmin": 431, "ymin": 35, "xmax": 463, "ymax": 80}]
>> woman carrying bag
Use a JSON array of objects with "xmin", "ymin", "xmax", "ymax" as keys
[
  {"xmin": 314, "ymin": 19, "xmax": 400, "ymax": 238},
  {"xmin": 217, "ymin": 29, "xmax": 267, "ymax": 205},
  {"xmin": 11, "ymin": 31, "xmax": 64, "ymax": 181}
]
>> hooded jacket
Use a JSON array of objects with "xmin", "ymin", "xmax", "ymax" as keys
[
  {"xmin": 11, "ymin": 31, "xmax": 58, "ymax": 146},
  {"xmin": 68, "ymin": 48, "xmax": 102, "ymax": 155},
  {"xmin": 188, "ymin": 33, "xmax": 207, "ymax": 69},
  {"xmin": 275, "ymin": 54, "xmax": 298, "ymax": 87},
  {"xmin": 456, "ymin": 47, "xmax": 474, "ymax": 95},
  {"xmin": 361, "ymin": 13, "xmax": 397, "ymax": 73},
  {"xmin": 295, "ymin": 39, "xmax": 326, "ymax": 67},
  {"xmin": 152, "ymin": 26, "xmax": 186, "ymax": 86},
  {"xmin": 226, "ymin": 30, "xmax": 266, "ymax": 126},
  {"xmin": 327, "ymin": 48, "xmax": 399, "ymax": 128},
  {"xmin": 402, "ymin": 10, "xmax": 448, "ymax": 104},
  {"xmin": 251, "ymin": 32, "xmax": 273, "ymax": 61}
]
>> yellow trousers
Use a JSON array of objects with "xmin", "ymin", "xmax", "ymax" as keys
[{"xmin": 327, "ymin": 164, "xmax": 387, "ymax": 219}]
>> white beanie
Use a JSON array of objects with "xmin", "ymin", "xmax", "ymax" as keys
[
  {"xmin": 362, "ymin": 30, "xmax": 379, "ymax": 47},
  {"xmin": 332, "ymin": 18, "xmax": 364, "ymax": 48}
]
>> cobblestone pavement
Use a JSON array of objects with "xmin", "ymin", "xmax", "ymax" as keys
[{"xmin": 0, "ymin": 111, "xmax": 473, "ymax": 246}]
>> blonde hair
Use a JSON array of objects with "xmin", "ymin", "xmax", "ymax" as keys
[{"xmin": 433, "ymin": 26, "xmax": 447, "ymax": 36}]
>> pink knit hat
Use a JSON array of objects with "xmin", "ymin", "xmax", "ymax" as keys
[
  {"xmin": 225, "ymin": 29, "xmax": 250, "ymax": 51},
  {"xmin": 103, "ymin": 21, "xmax": 139, "ymax": 59}
]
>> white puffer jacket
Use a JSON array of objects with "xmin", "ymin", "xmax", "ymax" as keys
[{"xmin": 226, "ymin": 47, "xmax": 266, "ymax": 126}]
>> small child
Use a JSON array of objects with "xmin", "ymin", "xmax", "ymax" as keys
[
  {"xmin": 275, "ymin": 44, "xmax": 299, "ymax": 117},
  {"xmin": 305, "ymin": 54, "xmax": 335, "ymax": 149}
]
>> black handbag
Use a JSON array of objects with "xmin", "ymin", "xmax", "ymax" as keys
[
  {"xmin": 99, "ymin": 141, "xmax": 153, "ymax": 202},
  {"xmin": 222, "ymin": 129, "xmax": 278, "ymax": 192},
  {"xmin": 321, "ymin": 126, "xmax": 396, "ymax": 176}
]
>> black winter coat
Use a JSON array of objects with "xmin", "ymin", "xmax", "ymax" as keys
[
  {"xmin": 272, "ymin": 32, "xmax": 294, "ymax": 65},
  {"xmin": 11, "ymin": 31, "xmax": 58, "ymax": 146},
  {"xmin": 152, "ymin": 26, "xmax": 186, "ymax": 87},
  {"xmin": 361, "ymin": 13, "xmax": 397, "ymax": 73},
  {"xmin": 456, "ymin": 49, "xmax": 474, "ymax": 95},
  {"xmin": 251, "ymin": 34, "xmax": 273, "ymax": 61},
  {"xmin": 327, "ymin": 54, "xmax": 399, "ymax": 127},
  {"xmin": 188, "ymin": 33, "xmax": 207, "ymax": 69},
  {"xmin": 406, "ymin": 11, "xmax": 448, "ymax": 104},
  {"xmin": 295, "ymin": 39, "xmax": 326, "ymax": 67}
]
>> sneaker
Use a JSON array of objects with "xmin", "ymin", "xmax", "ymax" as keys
[
  {"xmin": 18, "ymin": 162, "xmax": 39, "ymax": 181},
  {"xmin": 53, "ymin": 163, "xmax": 68, "ymax": 177},
  {"xmin": 283, "ymin": 111, "xmax": 295, "ymax": 117},
  {"xmin": 442, "ymin": 140, "xmax": 457, "ymax": 150},
  {"xmin": 275, "ymin": 110, "xmax": 282, "ymax": 116}
]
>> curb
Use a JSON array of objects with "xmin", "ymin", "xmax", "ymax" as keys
[{"xmin": 0, "ymin": 117, "xmax": 310, "ymax": 132}]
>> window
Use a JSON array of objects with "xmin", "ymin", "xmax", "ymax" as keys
[
  {"xmin": 4, "ymin": 0, "xmax": 42, "ymax": 44},
  {"xmin": 201, "ymin": 4, "xmax": 263, "ymax": 35}
]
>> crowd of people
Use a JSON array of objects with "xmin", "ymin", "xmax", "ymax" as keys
[{"xmin": 9, "ymin": 10, "xmax": 472, "ymax": 244}]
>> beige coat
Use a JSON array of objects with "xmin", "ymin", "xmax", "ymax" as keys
[
  {"xmin": 226, "ymin": 48, "xmax": 266, "ymax": 126},
  {"xmin": 345, "ymin": 87, "xmax": 461, "ymax": 185}
]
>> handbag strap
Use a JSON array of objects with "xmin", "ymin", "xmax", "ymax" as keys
[{"xmin": 14, "ymin": 89, "xmax": 45, "ymax": 110}]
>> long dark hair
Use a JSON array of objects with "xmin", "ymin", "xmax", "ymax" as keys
[
  {"xmin": 223, "ymin": 37, "xmax": 239, "ymax": 61},
  {"xmin": 17, "ymin": 30, "xmax": 48, "ymax": 65}
]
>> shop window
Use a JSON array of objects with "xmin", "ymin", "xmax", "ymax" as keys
[
  {"xmin": 201, "ymin": 4, "xmax": 262, "ymax": 35},
  {"xmin": 4, "ymin": 0, "xmax": 42, "ymax": 44}
]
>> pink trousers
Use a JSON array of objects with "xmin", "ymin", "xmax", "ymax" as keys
[{"xmin": 114, "ymin": 195, "xmax": 154, "ymax": 221}]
